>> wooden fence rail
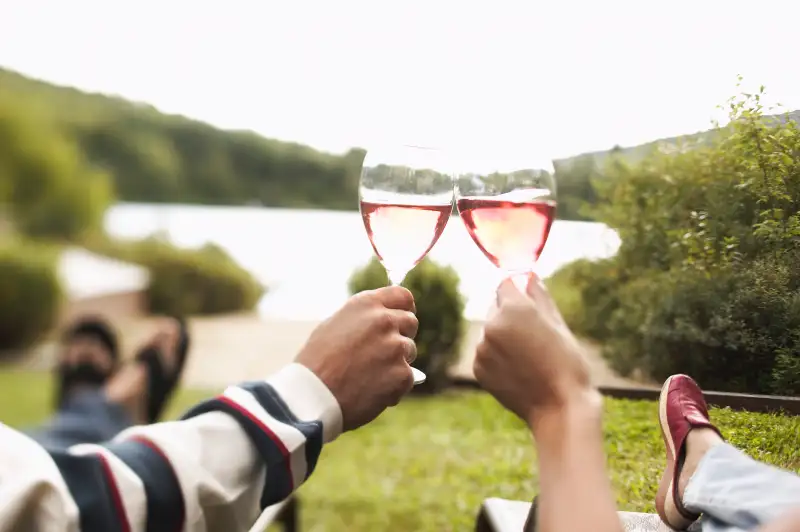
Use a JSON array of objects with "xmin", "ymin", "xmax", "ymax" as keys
[{"xmin": 450, "ymin": 378, "xmax": 800, "ymax": 416}]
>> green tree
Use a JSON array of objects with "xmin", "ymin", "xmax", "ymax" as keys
[
  {"xmin": 554, "ymin": 86, "xmax": 800, "ymax": 395},
  {"xmin": 552, "ymin": 155, "xmax": 600, "ymax": 221},
  {"xmin": 0, "ymin": 93, "xmax": 113, "ymax": 241}
]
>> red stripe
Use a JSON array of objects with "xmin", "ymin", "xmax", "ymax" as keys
[
  {"xmin": 94, "ymin": 452, "xmax": 132, "ymax": 532},
  {"xmin": 217, "ymin": 394, "xmax": 294, "ymax": 491},
  {"xmin": 129, "ymin": 436, "xmax": 186, "ymax": 532}
]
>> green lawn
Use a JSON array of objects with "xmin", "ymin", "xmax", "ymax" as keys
[{"xmin": 2, "ymin": 370, "xmax": 798, "ymax": 531}]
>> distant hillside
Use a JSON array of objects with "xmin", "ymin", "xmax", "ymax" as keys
[
  {"xmin": 551, "ymin": 108, "xmax": 800, "ymax": 220},
  {"xmin": 555, "ymin": 109, "xmax": 800, "ymax": 170},
  {"xmin": 0, "ymin": 67, "xmax": 364, "ymax": 210},
  {"xmin": 2, "ymin": 67, "xmax": 797, "ymax": 220}
]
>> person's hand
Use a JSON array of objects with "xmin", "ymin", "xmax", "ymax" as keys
[
  {"xmin": 295, "ymin": 286, "xmax": 418, "ymax": 431},
  {"xmin": 474, "ymin": 274, "xmax": 596, "ymax": 427}
]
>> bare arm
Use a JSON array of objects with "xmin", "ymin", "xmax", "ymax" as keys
[
  {"xmin": 529, "ymin": 392, "xmax": 623, "ymax": 532},
  {"xmin": 756, "ymin": 509, "xmax": 800, "ymax": 532},
  {"xmin": 474, "ymin": 278, "xmax": 623, "ymax": 532}
]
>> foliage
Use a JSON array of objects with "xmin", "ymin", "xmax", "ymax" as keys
[
  {"xmin": 552, "ymin": 155, "xmax": 601, "ymax": 221},
  {"xmin": 546, "ymin": 258, "xmax": 624, "ymax": 343},
  {"xmin": 87, "ymin": 236, "xmax": 265, "ymax": 316},
  {"xmin": 555, "ymin": 86, "xmax": 800, "ymax": 395},
  {"xmin": 0, "ymin": 68, "xmax": 364, "ymax": 212},
  {"xmin": 0, "ymin": 241, "xmax": 62, "ymax": 352},
  {"xmin": 348, "ymin": 258, "xmax": 465, "ymax": 391},
  {"xmin": 1, "ymin": 374, "xmax": 798, "ymax": 531},
  {"xmin": 12, "ymin": 67, "xmax": 795, "ymax": 221},
  {"xmin": 0, "ymin": 92, "xmax": 113, "ymax": 241}
]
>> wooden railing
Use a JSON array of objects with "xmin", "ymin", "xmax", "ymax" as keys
[{"xmin": 451, "ymin": 378, "xmax": 800, "ymax": 416}]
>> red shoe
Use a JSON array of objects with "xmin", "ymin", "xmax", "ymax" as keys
[{"xmin": 655, "ymin": 375, "xmax": 723, "ymax": 530}]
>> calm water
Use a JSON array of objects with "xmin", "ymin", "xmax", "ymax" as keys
[{"xmin": 105, "ymin": 203, "xmax": 620, "ymax": 321}]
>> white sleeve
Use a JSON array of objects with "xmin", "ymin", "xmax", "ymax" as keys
[{"xmin": 0, "ymin": 363, "xmax": 342, "ymax": 532}]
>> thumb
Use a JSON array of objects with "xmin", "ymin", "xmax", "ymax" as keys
[
  {"xmin": 526, "ymin": 273, "xmax": 567, "ymax": 325},
  {"xmin": 525, "ymin": 273, "xmax": 551, "ymax": 304}
]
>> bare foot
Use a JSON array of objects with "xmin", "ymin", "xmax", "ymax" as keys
[
  {"xmin": 677, "ymin": 427, "xmax": 724, "ymax": 500},
  {"xmin": 104, "ymin": 318, "xmax": 181, "ymax": 425}
]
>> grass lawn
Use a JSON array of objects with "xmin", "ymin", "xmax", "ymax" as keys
[{"xmin": 2, "ymin": 370, "xmax": 798, "ymax": 531}]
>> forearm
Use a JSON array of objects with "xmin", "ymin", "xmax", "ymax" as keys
[
  {"xmin": 755, "ymin": 509, "xmax": 800, "ymax": 532},
  {"xmin": 530, "ymin": 392, "xmax": 622, "ymax": 532}
]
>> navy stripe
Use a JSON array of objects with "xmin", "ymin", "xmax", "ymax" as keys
[
  {"xmin": 48, "ymin": 450, "xmax": 124, "ymax": 532},
  {"xmin": 104, "ymin": 439, "xmax": 184, "ymax": 532},
  {"xmin": 183, "ymin": 397, "xmax": 292, "ymax": 508},
  {"xmin": 239, "ymin": 381, "xmax": 324, "ymax": 478}
]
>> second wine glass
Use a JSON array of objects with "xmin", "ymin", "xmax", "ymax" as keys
[
  {"xmin": 454, "ymin": 157, "xmax": 557, "ymax": 289},
  {"xmin": 359, "ymin": 145, "xmax": 455, "ymax": 385}
]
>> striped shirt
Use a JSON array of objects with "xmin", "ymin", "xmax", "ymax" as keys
[{"xmin": 0, "ymin": 363, "xmax": 342, "ymax": 532}]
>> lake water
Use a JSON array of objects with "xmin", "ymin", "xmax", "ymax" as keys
[{"xmin": 105, "ymin": 204, "xmax": 620, "ymax": 321}]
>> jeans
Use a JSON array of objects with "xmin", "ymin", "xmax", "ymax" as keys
[
  {"xmin": 685, "ymin": 443, "xmax": 800, "ymax": 532},
  {"xmin": 26, "ymin": 389, "xmax": 133, "ymax": 450}
]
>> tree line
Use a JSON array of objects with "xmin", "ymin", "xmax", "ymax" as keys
[
  {"xmin": 3, "ymin": 67, "xmax": 798, "ymax": 225},
  {"xmin": 0, "ymin": 67, "xmax": 364, "ymax": 214},
  {"xmin": 0, "ymin": 67, "xmax": 654, "ymax": 220}
]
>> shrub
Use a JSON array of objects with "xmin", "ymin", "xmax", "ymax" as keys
[
  {"xmin": 0, "ymin": 93, "xmax": 113, "ymax": 242},
  {"xmin": 560, "ymin": 86, "xmax": 800, "ymax": 395},
  {"xmin": 348, "ymin": 257, "xmax": 465, "ymax": 392},
  {"xmin": 0, "ymin": 241, "xmax": 62, "ymax": 353},
  {"xmin": 597, "ymin": 255, "xmax": 800, "ymax": 395},
  {"xmin": 545, "ymin": 258, "xmax": 623, "ymax": 343},
  {"xmin": 86, "ymin": 236, "xmax": 264, "ymax": 316}
]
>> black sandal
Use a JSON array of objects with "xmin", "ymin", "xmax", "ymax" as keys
[
  {"xmin": 135, "ymin": 318, "xmax": 191, "ymax": 423},
  {"xmin": 56, "ymin": 317, "xmax": 120, "ymax": 408}
]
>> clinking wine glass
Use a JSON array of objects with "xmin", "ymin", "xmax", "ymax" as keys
[
  {"xmin": 359, "ymin": 145, "xmax": 455, "ymax": 385},
  {"xmin": 454, "ymin": 157, "xmax": 557, "ymax": 292}
]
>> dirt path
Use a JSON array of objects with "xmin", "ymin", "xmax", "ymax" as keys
[{"xmin": 17, "ymin": 314, "xmax": 644, "ymax": 390}]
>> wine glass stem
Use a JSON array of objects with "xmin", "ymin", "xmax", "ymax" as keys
[
  {"xmin": 508, "ymin": 269, "xmax": 535, "ymax": 293},
  {"xmin": 387, "ymin": 270, "xmax": 408, "ymax": 286}
]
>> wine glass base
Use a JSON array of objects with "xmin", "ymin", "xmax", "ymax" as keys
[{"xmin": 411, "ymin": 367, "xmax": 426, "ymax": 385}]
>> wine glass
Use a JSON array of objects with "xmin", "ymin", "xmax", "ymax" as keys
[
  {"xmin": 454, "ymin": 157, "xmax": 557, "ymax": 291},
  {"xmin": 359, "ymin": 145, "xmax": 455, "ymax": 385}
]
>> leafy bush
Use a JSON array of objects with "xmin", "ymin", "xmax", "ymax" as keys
[
  {"xmin": 0, "ymin": 241, "xmax": 62, "ymax": 353},
  {"xmin": 87, "ymin": 237, "xmax": 264, "ymax": 316},
  {"xmin": 348, "ymin": 258, "xmax": 465, "ymax": 392},
  {"xmin": 546, "ymin": 258, "xmax": 623, "ymax": 343},
  {"xmin": 555, "ymin": 86, "xmax": 800, "ymax": 395},
  {"xmin": 0, "ymin": 92, "xmax": 113, "ymax": 241}
]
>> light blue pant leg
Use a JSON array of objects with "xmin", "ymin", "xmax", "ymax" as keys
[
  {"xmin": 26, "ymin": 389, "xmax": 134, "ymax": 450},
  {"xmin": 683, "ymin": 443, "xmax": 800, "ymax": 532}
]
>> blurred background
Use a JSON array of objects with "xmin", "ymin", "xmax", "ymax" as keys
[{"xmin": 1, "ymin": 1, "xmax": 799, "ymax": 530}]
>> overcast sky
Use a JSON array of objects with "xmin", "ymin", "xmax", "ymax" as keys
[{"xmin": 2, "ymin": 0, "xmax": 798, "ymax": 161}]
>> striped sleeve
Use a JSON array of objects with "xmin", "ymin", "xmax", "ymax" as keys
[{"xmin": 0, "ymin": 363, "xmax": 342, "ymax": 532}]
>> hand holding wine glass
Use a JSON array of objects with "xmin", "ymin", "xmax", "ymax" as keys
[{"xmin": 359, "ymin": 145, "xmax": 455, "ymax": 385}]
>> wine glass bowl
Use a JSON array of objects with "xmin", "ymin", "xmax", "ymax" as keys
[
  {"xmin": 358, "ymin": 145, "xmax": 455, "ymax": 384},
  {"xmin": 359, "ymin": 146, "xmax": 455, "ymax": 286},
  {"xmin": 455, "ymin": 161, "xmax": 557, "ymax": 279}
]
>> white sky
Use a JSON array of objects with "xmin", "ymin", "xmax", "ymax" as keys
[{"xmin": 1, "ymin": 0, "xmax": 798, "ymax": 160}]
